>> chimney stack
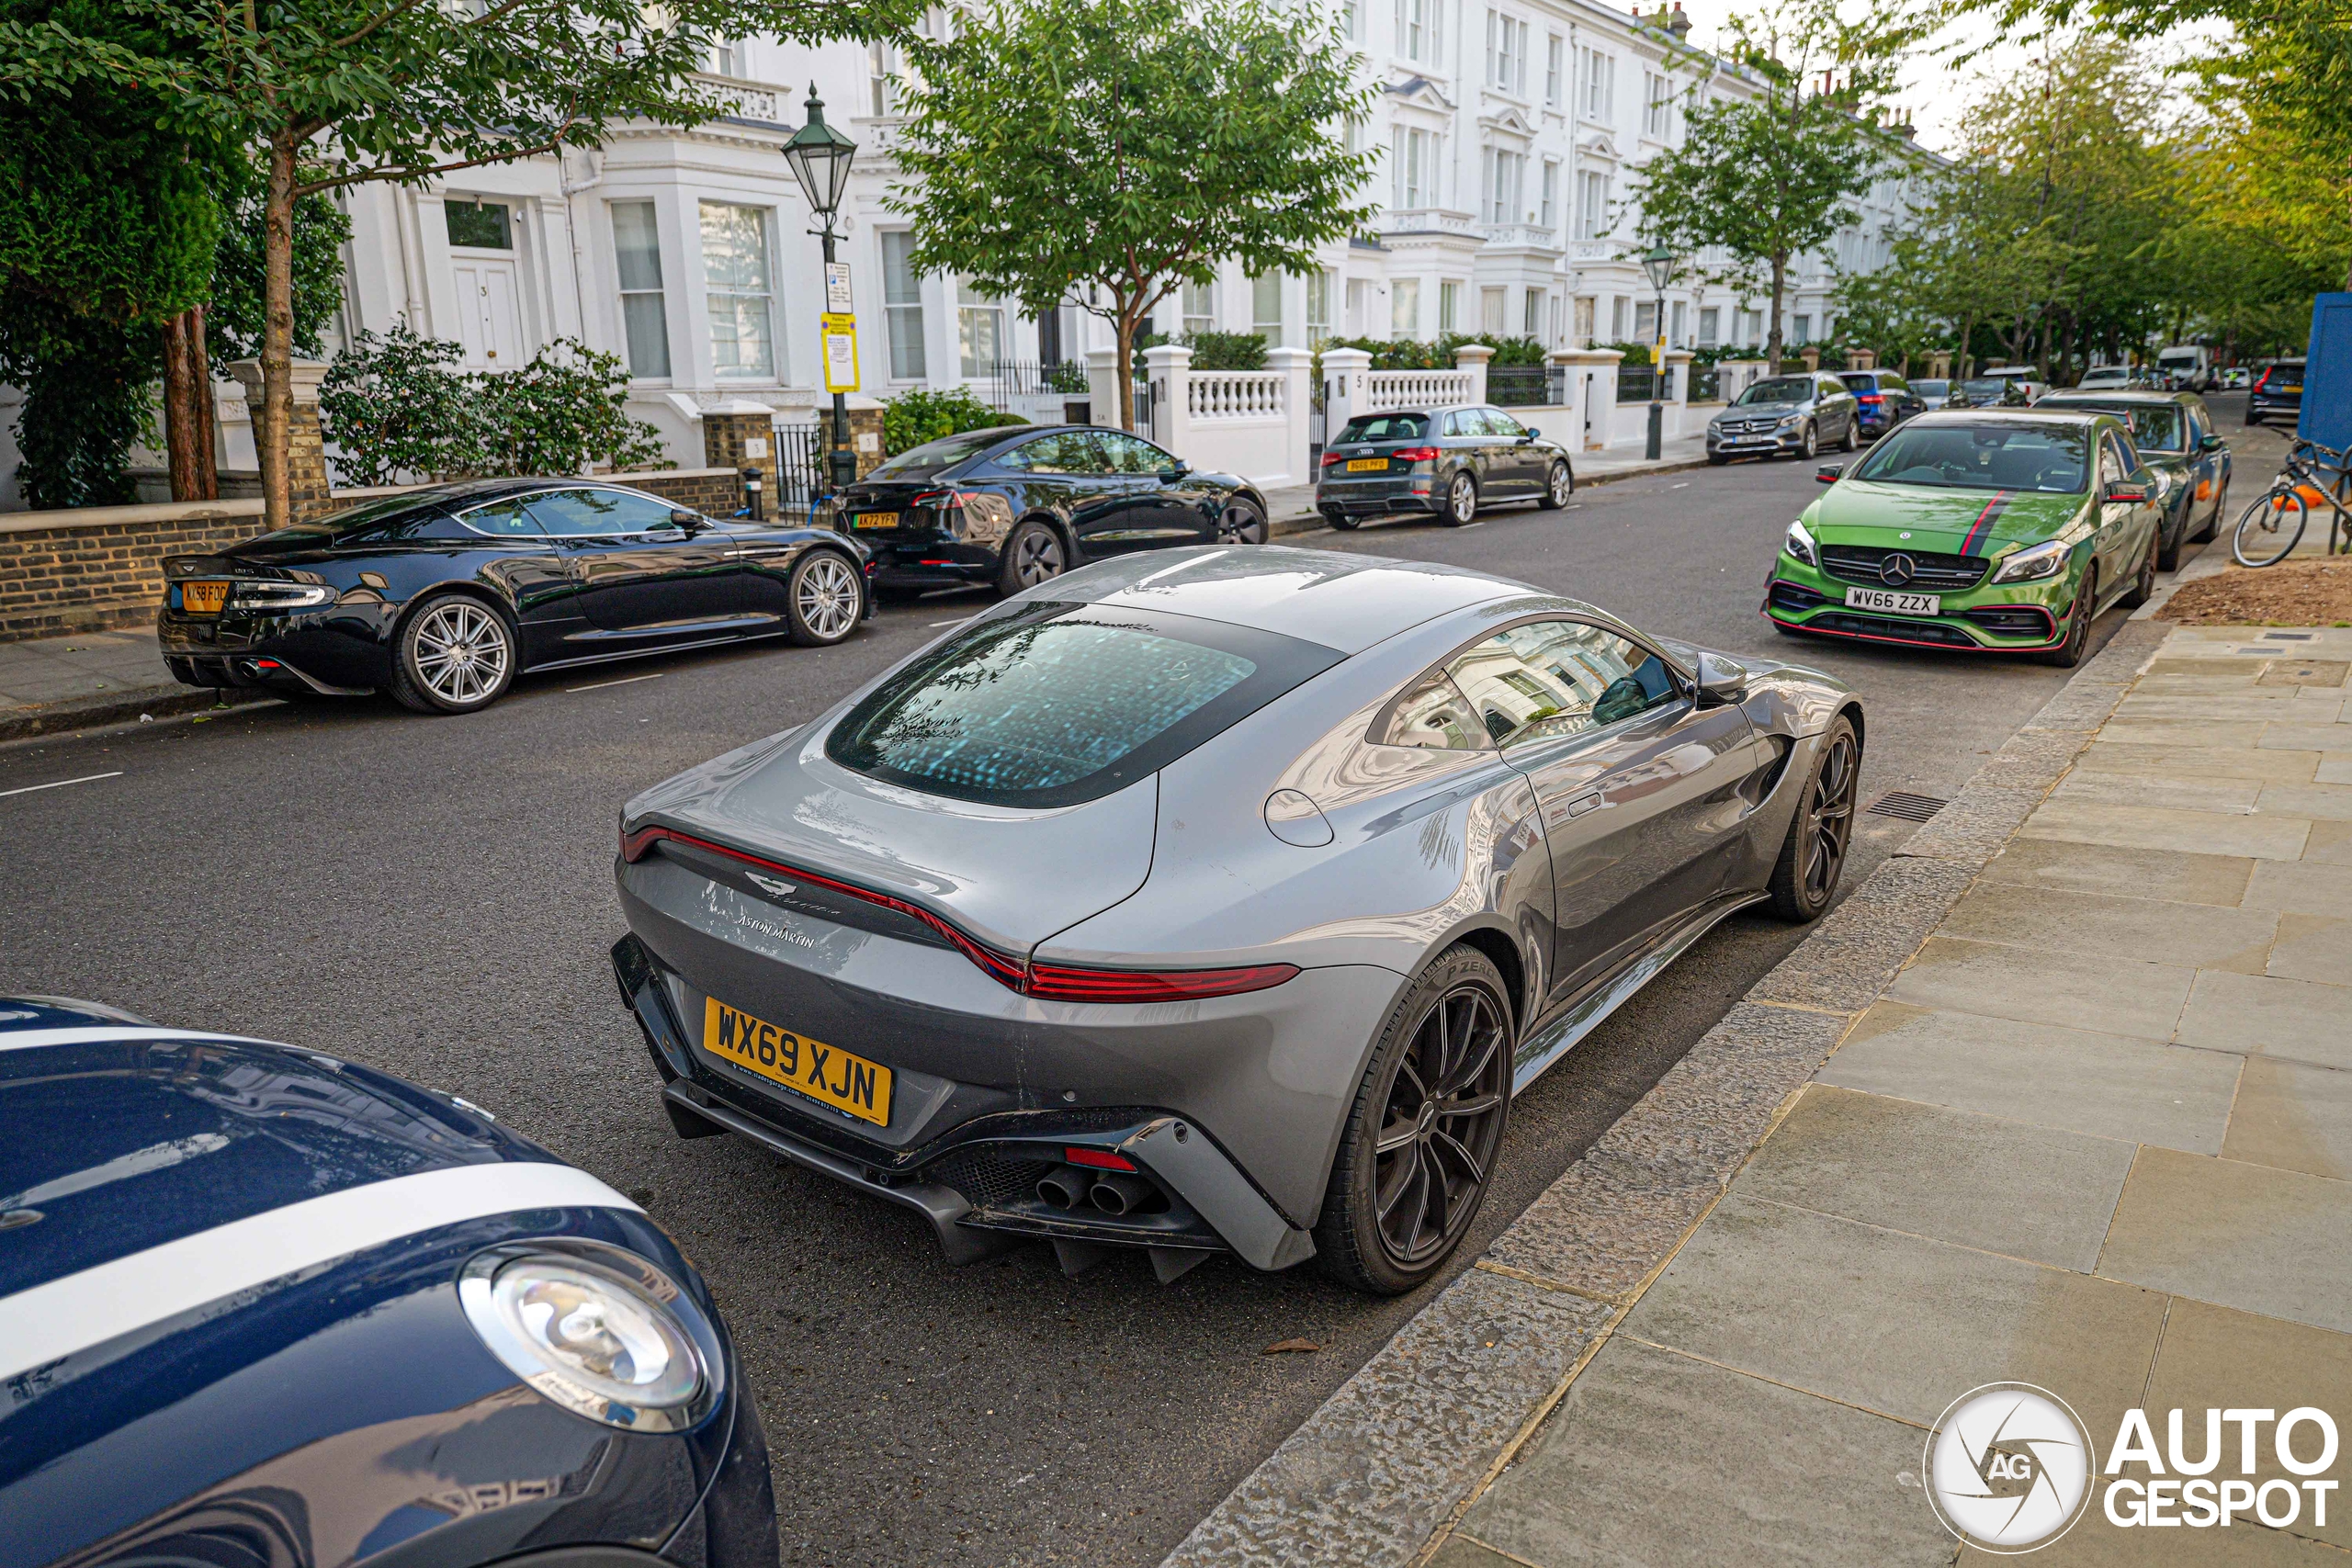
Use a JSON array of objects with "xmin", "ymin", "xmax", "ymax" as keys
[{"xmin": 1668, "ymin": 2, "xmax": 1690, "ymax": 39}]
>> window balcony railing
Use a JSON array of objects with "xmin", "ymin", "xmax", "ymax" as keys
[
  {"xmin": 692, "ymin": 73, "xmax": 785, "ymax": 123},
  {"xmin": 1481, "ymin": 222, "xmax": 1563, "ymax": 250},
  {"xmin": 1566, "ymin": 238, "xmax": 1620, "ymax": 262}
]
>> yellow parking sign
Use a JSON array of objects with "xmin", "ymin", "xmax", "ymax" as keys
[{"xmin": 821, "ymin": 311, "xmax": 858, "ymax": 393}]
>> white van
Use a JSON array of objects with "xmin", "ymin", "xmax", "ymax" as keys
[{"xmin": 2155, "ymin": 345, "xmax": 2213, "ymax": 390}]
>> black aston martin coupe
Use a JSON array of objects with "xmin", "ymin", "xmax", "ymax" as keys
[{"xmin": 158, "ymin": 479, "xmax": 870, "ymax": 715}]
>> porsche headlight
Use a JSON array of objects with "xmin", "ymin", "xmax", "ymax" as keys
[
  {"xmin": 1991, "ymin": 538, "xmax": 2070, "ymax": 584},
  {"xmin": 1784, "ymin": 519, "xmax": 1819, "ymax": 566},
  {"xmin": 460, "ymin": 1245, "xmax": 718, "ymax": 1430}
]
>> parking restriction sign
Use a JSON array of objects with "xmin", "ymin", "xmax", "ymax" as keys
[{"xmin": 821, "ymin": 311, "xmax": 858, "ymax": 393}]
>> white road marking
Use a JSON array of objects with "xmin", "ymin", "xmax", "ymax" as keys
[
  {"xmin": 0, "ymin": 771, "xmax": 122, "ymax": 798},
  {"xmin": 566, "ymin": 672, "xmax": 665, "ymax": 693}
]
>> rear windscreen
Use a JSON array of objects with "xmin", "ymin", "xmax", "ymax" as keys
[
  {"xmin": 827, "ymin": 603, "xmax": 1345, "ymax": 808},
  {"xmin": 865, "ymin": 428, "xmax": 1017, "ymax": 481},
  {"xmin": 1335, "ymin": 412, "xmax": 1430, "ymax": 443}
]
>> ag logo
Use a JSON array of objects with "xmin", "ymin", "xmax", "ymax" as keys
[{"xmin": 1925, "ymin": 1383, "xmax": 2094, "ymax": 1552}]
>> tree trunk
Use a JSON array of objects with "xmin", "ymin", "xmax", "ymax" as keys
[
  {"xmin": 1766, "ymin": 254, "xmax": 1786, "ymax": 371},
  {"xmin": 162, "ymin": 307, "xmax": 220, "ymax": 502},
  {"xmin": 1956, "ymin": 313, "xmax": 1971, "ymax": 382},
  {"xmin": 1115, "ymin": 309, "xmax": 1136, "ymax": 433},
  {"xmin": 259, "ymin": 131, "xmax": 300, "ymax": 531}
]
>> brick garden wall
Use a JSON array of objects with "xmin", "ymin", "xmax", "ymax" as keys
[{"xmin": 0, "ymin": 469, "xmax": 751, "ymax": 644}]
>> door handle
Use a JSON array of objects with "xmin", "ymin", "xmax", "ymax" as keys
[{"xmin": 1565, "ymin": 791, "xmax": 1602, "ymax": 818}]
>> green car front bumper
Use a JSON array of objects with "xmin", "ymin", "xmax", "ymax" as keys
[{"xmin": 1761, "ymin": 546, "xmax": 2085, "ymax": 652}]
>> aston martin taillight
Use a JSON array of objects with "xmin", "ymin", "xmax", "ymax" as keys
[{"xmin": 619, "ymin": 826, "xmax": 1297, "ymax": 1002}]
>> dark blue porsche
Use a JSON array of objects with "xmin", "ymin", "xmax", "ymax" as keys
[
  {"xmin": 0, "ymin": 997, "xmax": 776, "ymax": 1568},
  {"xmin": 158, "ymin": 479, "xmax": 872, "ymax": 716}
]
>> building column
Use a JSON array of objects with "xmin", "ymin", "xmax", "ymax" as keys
[
  {"xmin": 1085, "ymin": 345, "xmax": 1122, "ymax": 429},
  {"xmin": 226, "ymin": 359, "xmax": 334, "ymax": 518},
  {"xmin": 1266, "ymin": 345, "xmax": 1313, "ymax": 485},
  {"xmin": 1453, "ymin": 342, "xmax": 1494, "ymax": 404},
  {"xmin": 1141, "ymin": 341, "xmax": 1193, "ymax": 453},
  {"xmin": 1320, "ymin": 346, "xmax": 1373, "ymax": 444},
  {"xmin": 701, "ymin": 399, "xmax": 779, "ymax": 513}
]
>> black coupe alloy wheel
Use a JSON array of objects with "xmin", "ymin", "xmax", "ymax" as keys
[
  {"xmin": 1317, "ymin": 945, "xmax": 1513, "ymax": 1292},
  {"xmin": 1767, "ymin": 716, "xmax": 1860, "ymax": 921},
  {"xmin": 1372, "ymin": 981, "xmax": 1510, "ymax": 1269}
]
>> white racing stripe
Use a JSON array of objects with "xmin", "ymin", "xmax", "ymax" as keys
[
  {"xmin": 0, "ymin": 1162, "xmax": 641, "ymax": 1382},
  {"xmin": 0, "ymin": 1027, "xmax": 264, "ymax": 1054}
]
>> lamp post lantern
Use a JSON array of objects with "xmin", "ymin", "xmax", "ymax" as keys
[
  {"xmin": 1640, "ymin": 243, "xmax": 1675, "ymax": 460},
  {"xmin": 784, "ymin": 86, "xmax": 860, "ymax": 491}
]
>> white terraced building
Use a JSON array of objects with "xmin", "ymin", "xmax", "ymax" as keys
[{"xmin": 0, "ymin": 0, "xmax": 1941, "ymax": 508}]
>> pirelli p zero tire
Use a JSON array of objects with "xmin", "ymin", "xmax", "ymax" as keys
[
  {"xmin": 1316, "ymin": 945, "xmax": 1513, "ymax": 1296},
  {"xmin": 390, "ymin": 593, "xmax": 516, "ymax": 715}
]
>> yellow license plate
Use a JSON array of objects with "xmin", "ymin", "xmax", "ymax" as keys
[
  {"xmin": 703, "ymin": 997, "xmax": 891, "ymax": 1126},
  {"xmin": 853, "ymin": 512, "xmax": 899, "ymax": 530},
  {"xmin": 2282, "ymin": 384, "xmax": 2302, "ymax": 395},
  {"xmin": 182, "ymin": 581, "xmax": 229, "ymax": 615},
  {"xmin": 1345, "ymin": 458, "xmax": 1387, "ymax": 472}
]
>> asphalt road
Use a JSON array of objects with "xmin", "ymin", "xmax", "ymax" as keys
[{"xmin": 0, "ymin": 418, "xmax": 2239, "ymax": 1568}]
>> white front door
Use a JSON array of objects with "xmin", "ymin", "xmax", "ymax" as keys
[{"xmin": 452, "ymin": 259, "xmax": 523, "ymax": 369}]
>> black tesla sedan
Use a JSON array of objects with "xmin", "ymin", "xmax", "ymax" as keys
[
  {"xmin": 1313, "ymin": 404, "xmax": 1575, "ymax": 529},
  {"xmin": 833, "ymin": 424, "xmax": 1270, "ymax": 596},
  {"xmin": 157, "ymin": 479, "xmax": 870, "ymax": 715}
]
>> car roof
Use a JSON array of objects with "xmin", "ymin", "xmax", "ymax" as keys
[
  {"xmin": 1037, "ymin": 544, "xmax": 1529, "ymax": 654},
  {"xmin": 2040, "ymin": 389, "xmax": 2197, "ymax": 406},
  {"xmin": 1910, "ymin": 407, "xmax": 2112, "ymax": 429}
]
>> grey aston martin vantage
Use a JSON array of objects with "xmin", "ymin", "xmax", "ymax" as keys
[{"xmin": 611, "ymin": 547, "xmax": 1862, "ymax": 1294}]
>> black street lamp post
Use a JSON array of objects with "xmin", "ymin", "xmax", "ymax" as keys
[
  {"xmin": 1641, "ymin": 243, "xmax": 1675, "ymax": 461},
  {"xmin": 784, "ymin": 86, "xmax": 861, "ymax": 491}
]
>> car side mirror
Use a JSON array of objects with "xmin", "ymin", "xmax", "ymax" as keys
[
  {"xmin": 2104, "ymin": 478, "xmax": 2153, "ymax": 504},
  {"xmin": 1815, "ymin": 464, "xmax": 1844, "ymax": 483},
  {"xmin": 1161, "ymin": 459, "xmax": 1192, "ymax": 481},
  {"xmin": 2199, "ymin": 434, "xmax": 2225, "ymax": 453},
  {"xmin": 1695, "ymin": 651, "xmax": 1748, "ymax": 707},
  {"xmin": 670, "ymin": 509, "xmax": 707, "ymax": 533},
  {"xmin": 1523, "ymin": 426, "xmax": 1541, "ymax": 439}
]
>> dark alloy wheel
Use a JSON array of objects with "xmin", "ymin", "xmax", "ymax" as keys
[
  {"xmin": 1536, "ymin": 460, "xmax": 1575, "ymax": 510},
  {"xmin": 2037, "ymin": 566, "xmax": 2096, "ymax": 668},
  {"xmin": 1317, "ymin": 945, "xmax": 1512, "ymax": 1294},
  {"xmin": 1766, "ymin": 714, "xmax": 1860, "ymax": 921},
  {"xmin": 996, "ymin": 520, "xmax": 1067, "ymax": 595},
  {"xmin": 1443, "ymin": 472, "xmax": 1478, "ymax": 526},
  {"xmin": 1217, "ymin": 499, "xmax": 1269, "ymax": 544}
]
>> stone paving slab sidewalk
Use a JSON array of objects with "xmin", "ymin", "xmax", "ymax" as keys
[
  {"xmin": 0, "ymin": 627, "xmax": 261, "ymax": 743},
  {"xmin": 1165, "ymin": 615, "xmax": 2352, "ymax": 1567}
]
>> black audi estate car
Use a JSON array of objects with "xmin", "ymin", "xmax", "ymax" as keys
[
  {"xmin": 158, "ymin": 479, "xmax": 870, "ymax": 716},
  {"xmin": 834, "ymin": 424, "xmax": 1270, "ymax": 596},
  {"xmin": 1312, "ymin": 403, "xmax": 1575, "ymax": 529}
]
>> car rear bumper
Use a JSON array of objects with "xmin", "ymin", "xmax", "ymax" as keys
[
  {"xmin": 1313, "ymin": 472, "xmax": 1440, "ymax": 519},
  {"xmin": 1759, "ymin": 552, "xmax": 2075, "ymax": 652},
  {"xmin": 156, "ymin": 602, "xmax": 391, "ymax": 694},
  {"xmin": 609, "ymin": 850, "xmax": 1389, "ymax": 1265}
]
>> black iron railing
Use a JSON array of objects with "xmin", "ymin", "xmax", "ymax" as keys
[
  {"xmin": 983, "ymin": 360, "xmax": 1089, "ymax": 406},
  {"xmin": 775, "ymin": 423, "xmax": 831, "ymax": 517},
  {"xmin": 1487, "ymin": 365, "xmax": 1549, "ymax": 406},
  {"xmin": 1617, "ymin": 365, "xmax": 1676, "ymax": 402}
]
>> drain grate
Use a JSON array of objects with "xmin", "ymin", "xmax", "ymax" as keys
[{"xmin": 1867, "ymin": 791, "xmax": 1949, "ymax": 823}]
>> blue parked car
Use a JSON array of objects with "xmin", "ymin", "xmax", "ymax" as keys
[{"xmin": 0, "ymin": 997, "xmax": 776, "ymax": 1568}]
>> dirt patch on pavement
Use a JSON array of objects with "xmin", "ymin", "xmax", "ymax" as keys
[{"xmin": 2159, "ymin": 560, "xmax": 2352, "ymax": 626}]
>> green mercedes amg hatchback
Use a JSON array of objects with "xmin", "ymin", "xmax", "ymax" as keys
[{"xmin": 1761, "ymin": 410, "xmax": 2165, "ymax": 667}]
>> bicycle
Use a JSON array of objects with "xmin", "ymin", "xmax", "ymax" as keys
[{"xmin": 2232, "ymin": 436, "xmax": 2352, "ymax": 567}]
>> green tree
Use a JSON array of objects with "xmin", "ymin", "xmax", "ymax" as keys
[
  {"xmin": 886, "ymin": 0, "xmax": 1376, "ymax": 430},
  {"xmin": 209, "ymin": 174, "xmax": 351, "ymax": 362},
  {"xmin": 0, "ymin": 0, "xmax": 226, "ymax": 507},
  {"xmin": 1631, "ymin": 0, "xmax": 1907, "ymax": 369},
  {"xmin": 1, "ymin": 0, "xmax": 917, "ymax": 529}
]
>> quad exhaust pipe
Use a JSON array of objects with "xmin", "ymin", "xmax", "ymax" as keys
[{"xmin": 1035, "ymin": 1164, "xmax": 1159, "ymax": 1216}]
